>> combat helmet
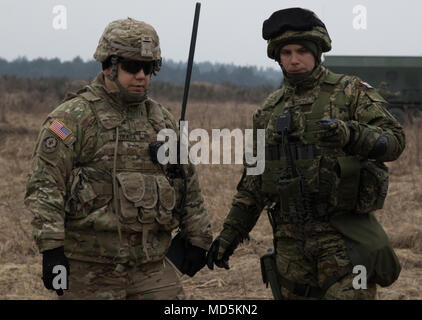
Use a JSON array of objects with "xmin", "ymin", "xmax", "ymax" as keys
[
  {"xmin": 94, "ymin": 17, "xmax": 162, "ymax": 73},
  {"xmin": 94, "ymin": 18, "xmax": 162, "ymax": 104},
  {"xmin": 263, "ymin": 8, "xmax": 332, "ymax": 61}
]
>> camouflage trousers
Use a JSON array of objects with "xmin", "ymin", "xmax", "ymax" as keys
[
  {"xmin": 274, "ymin": 221, "xmax": 377, "ymax": 300},
  {"xmin": 58, "ymin": 257, "xmax": 185, "ymax": 300}
]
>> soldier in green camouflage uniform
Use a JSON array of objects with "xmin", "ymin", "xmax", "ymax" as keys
[
  {"xmin": 207, "ymin": 8, "xmax": 405, "ymax": 300},
  {"xmin": 25, "ymin": 18, "xmax": 212, "ymax": 299}
]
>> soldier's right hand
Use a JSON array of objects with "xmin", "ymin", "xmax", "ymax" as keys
[
  {"xmin": 206, "ymin": 237, "xmax": 232, "ymax": 270},
  {"xmin": 42, "ymin": 246, "xmax": 70, "ymax": 296},
  {"xmin": 315, "ymin": 118, "xmax": 351, "ymax": 149}
]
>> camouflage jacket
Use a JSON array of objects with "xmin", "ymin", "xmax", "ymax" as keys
[
  {"xmin": 25, "ymin": 72, "xmax": 212, "ymax": 265},
  {"xmin": 220, "ymin": 65, "xmax": 405, "ymax": 245}
]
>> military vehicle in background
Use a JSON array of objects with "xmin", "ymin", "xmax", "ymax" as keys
[{"xmin": 323, "ymin": 55, "xmax": 422, "ymax": 125}]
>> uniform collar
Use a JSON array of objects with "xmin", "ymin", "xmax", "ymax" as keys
[
  {"xmin": 90, "ymin": 72, "xmax": 147, "ymax": 110},
  {"xmin": 284, "ymin": 65, "xmax": 327, "ymax": 91}
]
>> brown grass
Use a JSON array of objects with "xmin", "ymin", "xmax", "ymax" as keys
[{"xmin": 0, "ymin": 83, "xmax": 421, "ymax": 300}]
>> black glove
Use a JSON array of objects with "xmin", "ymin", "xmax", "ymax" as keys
[
  {"xmin": 206, "ymin": 237, "xmax": 233, "ymax": 270},
  {"xmin": 180, "ymin": 243, "xmax": 207, "ymax": 277},
  {"xmin": 42, "ymin": 246, "xmax": 69, "ymax": 296},
  {"xmin": 316, "ymin": 118, "xmax": 351, "ymax": 148}
]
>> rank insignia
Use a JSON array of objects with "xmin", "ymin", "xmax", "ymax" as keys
[{"xmin": 49, "ymin": 119, "xmax": 72, "ymax": 140}]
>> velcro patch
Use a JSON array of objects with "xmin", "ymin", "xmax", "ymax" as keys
[
  {"xmin": 42, "ymin": 136, "xmax": 58, "ymax": 153},
  {"xmin": 49, "ymin": 119, "xmax": 72, "ymax": 140}
]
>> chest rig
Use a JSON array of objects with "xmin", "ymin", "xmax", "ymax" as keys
[
  {"xmin": 71, "ymin": 87, "xmax": 178, "ymax": 261},
  {"xmin": 261, "ymin": 71, "xmax": 360, "ymax": 218}
]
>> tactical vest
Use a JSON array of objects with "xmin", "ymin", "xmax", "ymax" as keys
[
  {"xmin": 261, "ymin": 71, "xmax": 400, "ymax": 288},
  {"xmin": 64, "ymin": 86, "xmax": 178, "ymax": 264},
  {"xmin": 261, "ymin": 71, "xmax": 389, "ymax": 216}
]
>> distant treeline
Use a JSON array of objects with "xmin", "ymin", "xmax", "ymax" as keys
[
  {"xmin": 0, "ymin": 56, "xmax": 282, "ymax": 88},
  {"xmin": 0, "ymin": 73, "xmax": 276, "ymax": 116}
]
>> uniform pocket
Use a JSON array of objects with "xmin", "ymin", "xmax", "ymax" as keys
[{"xmin": 66, "ymin": 168, "xmax": 97, "ymax": 218}]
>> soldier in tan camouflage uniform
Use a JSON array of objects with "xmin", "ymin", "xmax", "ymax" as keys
[
  {"xmin": 207, "ymin": 8, "xmax": 405, "ymax": 300},
  {"xmin": 25, "ymin": 18, "xmax": 212, "ymax": 299}
]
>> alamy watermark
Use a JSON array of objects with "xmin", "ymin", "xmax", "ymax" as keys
[
  {"xmin": 52, "ymin": 5, "xmax": 67, "ymax": 30},
  {"xmin": 52, "ymin": 265, "xmax": 68, "ymax": 291},
  {"xmin": 353, "ymin": 5, "xmax": 367, "ymax": 30},
  {"xmin": 156, "ymin": 121, "xmax": 266, "ymax": 175},
  {"xmin": 352, "ymin": 265, "xmax": 368, "ymax": 290}
]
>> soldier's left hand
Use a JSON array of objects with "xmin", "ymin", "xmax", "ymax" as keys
[
  {"xmin": 206, "ymin": 237, "xmax": 233, "ymax": 270},
  {"xmin": 315, "ymin": 118, "xmax": 350, "ymax": 148},
  {"xmin": 42, "ymin": 246, "xmax": 69, "ymax": 296}
]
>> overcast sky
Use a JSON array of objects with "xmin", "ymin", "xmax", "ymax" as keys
[{"xmin": 1, "ymin": 0, "xmax": 421, "ymax": 69}]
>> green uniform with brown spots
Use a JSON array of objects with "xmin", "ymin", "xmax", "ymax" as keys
[
  {"xmin": 218, "ymin": 65, "xmax": 405, "ymax": 300},
  {"xmin": 25, "ymin": 72, "xmax": 212, "ymax": 299}
]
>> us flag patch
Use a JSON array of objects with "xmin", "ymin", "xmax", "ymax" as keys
[
  {"xmin": 49, "ymin": 119, "xmax": 71, "ymax": 140},
  {"xmin": 360, "ymin": 81, "xmax": 373, "ymax": 88}
]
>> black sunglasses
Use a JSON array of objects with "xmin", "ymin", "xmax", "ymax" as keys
[{"xmin": 120, "ymin": 60, "xmax": 154, "ymax": 75}]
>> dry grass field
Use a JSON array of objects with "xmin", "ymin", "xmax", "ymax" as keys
[{"xmin": 0, "ymin": 83, "xmax": 421, "ymax": 300}]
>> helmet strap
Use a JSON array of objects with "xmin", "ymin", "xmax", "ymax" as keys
[{"xmin": 105, "ymin": 55, "xmax": 148, "ymax": 105}]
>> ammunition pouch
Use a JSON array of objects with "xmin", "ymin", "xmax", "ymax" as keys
[
  {"xmin": 66, "ymin": 168, "xmax": 179, "ymax": 231},
  {"xmin": 116, "ymin": 172, "xmax": 179, "ymax": 230},
  {"xmin": 262, "ymin": 143, "xmax": 320, "ymax": 208},
  {"xmin": 265, "ymin": 143, "xmax": 316, "ymax": 162},
  {"xmin": 276, "ymin": 176, "xmax": 301, "ymax": 213},
  {"xmin": 263, "ymin": 143, "xmax": 389, "ymax": 216}
]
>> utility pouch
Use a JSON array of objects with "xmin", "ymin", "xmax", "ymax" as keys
[
  {"xmin": 260, "ymin": 248, "xmax": 283, "ymax": 300},
  {"xmin": 356, "ymin": 160, "xmax": 389, "ymax": 214},
  {"xmin": 333, "ymin": 156, "xmax": 361, "ymax": 211},
  {"xmin": 330, "ymin": 212, "xmax": 401, "ymax": 287}
]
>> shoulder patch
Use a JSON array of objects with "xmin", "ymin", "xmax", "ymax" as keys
[
  {"xmin": 366, "ymin": 89, "xmax": 388, "ymax": 103},
  {"xmin": 49, "ymin": 119, "xmax": 72, "ymax": 140},
  {"xmin": 41, "ymin": 136, "xmax": 59, "ymax": 153},
  {"xmin": 360, "ymin": 81, "xmax": 373, "ymax": 89}
]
